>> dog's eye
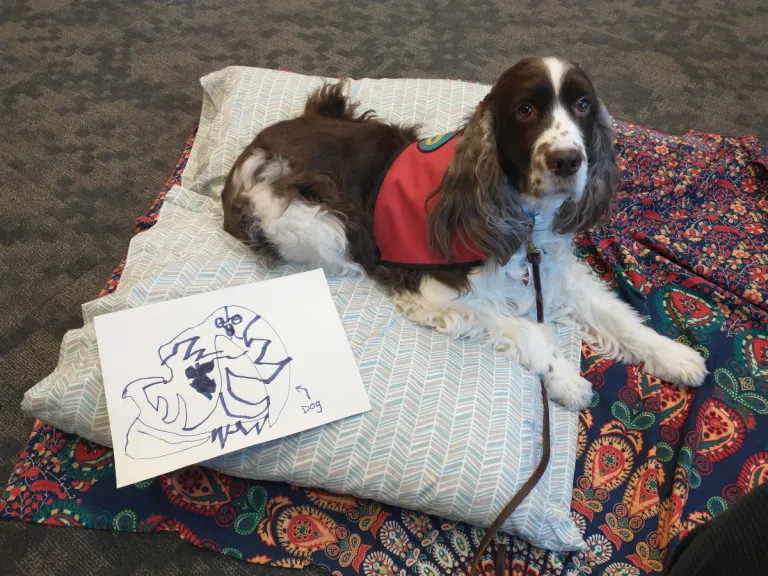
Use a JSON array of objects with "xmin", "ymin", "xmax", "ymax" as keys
[
  {"xmin": 516, "ymin": 103, "xmax": 535, "ymax": 120},
  {"xmin": 575, "ymin": 98, "xmax": 591, "ymax": 115}
]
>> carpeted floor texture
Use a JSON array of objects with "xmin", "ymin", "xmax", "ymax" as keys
[{"xmin": 1, "ymin": 1, "xmax": 766, "ymax": 574}]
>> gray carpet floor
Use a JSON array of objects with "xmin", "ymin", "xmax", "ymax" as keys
[{"xmin": 1, "ymin": 1, "xmax": 766, "ymax": 574}]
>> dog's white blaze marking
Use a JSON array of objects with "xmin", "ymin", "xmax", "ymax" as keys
[
  {"xmin": 529, "ymin": 58, "xmax": 589, "ymax": 199},
  {"xmin": 540, "ymin": 58, "xmax": 584, "ymax": 156},
  {"xmin": 543, "ymin": 57, "xmax": 568, "ymax": 96}
]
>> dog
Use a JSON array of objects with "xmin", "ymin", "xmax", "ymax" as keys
[{"xmin": 221, "ymin": 57, "xmax": 708, "ymax": 411}]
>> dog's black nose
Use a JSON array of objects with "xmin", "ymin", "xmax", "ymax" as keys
[{"xmin": 548, "ymin": 149, "xmax": 583, "ymax": 177}]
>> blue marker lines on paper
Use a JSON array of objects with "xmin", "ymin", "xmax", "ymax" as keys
[
  {"xmin": 121, "ymin": 305, "xmax": 293, "ymax": 460},
  {"xmin": 302, "ymin": 401, "xmax": 323, "ymax": 414}
]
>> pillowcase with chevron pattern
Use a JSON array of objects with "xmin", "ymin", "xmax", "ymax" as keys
[{"xmin": 23, "ymin": 67, "xmax": 584, "ymax": 552}]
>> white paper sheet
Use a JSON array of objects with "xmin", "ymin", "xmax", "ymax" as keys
[{"xmin": 94, "ymin": 269, "xmax": 371, "ymax": 487}]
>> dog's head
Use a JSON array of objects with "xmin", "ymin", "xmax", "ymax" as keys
[{"xmin": 428, "ymin": 57, "xmax": 618, "ymax": 264}]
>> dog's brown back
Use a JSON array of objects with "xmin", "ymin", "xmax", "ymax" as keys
[{"xmin": 221, "ymin": 83, "xmax": 423, "ymax": 284}]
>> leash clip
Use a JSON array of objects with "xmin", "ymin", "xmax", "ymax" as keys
[{"xmin": 525, "ymin": 225, "xmax": 541, "ymax": 265}]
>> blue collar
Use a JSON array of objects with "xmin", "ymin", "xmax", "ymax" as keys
[{"xmin": 522, "ymin": 207, "xmax": 539, "ymax": 222}]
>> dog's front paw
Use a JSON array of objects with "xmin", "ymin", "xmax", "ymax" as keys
[
  {"xmin": 645, "ymin": 338, "xmax": 708, "ymax": 388},
  {"xmin": 544, "ymin": 365, "xmax": 593, "ymax": 411}
]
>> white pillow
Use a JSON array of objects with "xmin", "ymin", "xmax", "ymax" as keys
[{"xmin": 22, "ymin": 67, "xmax": 584, "ymax": 552}]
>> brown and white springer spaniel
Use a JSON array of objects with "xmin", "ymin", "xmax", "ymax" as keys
[{"xmin": 222, "ymin": 57, "xmax": 708, "ymax": 410}]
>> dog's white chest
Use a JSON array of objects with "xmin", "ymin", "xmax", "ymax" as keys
[{"xmin": 498, "ymin": 226, "xmax": 574, "ymax": 318}]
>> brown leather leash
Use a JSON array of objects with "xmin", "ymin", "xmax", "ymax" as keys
[{"xmin": 466, "ymin": 237, "xmax": 551, "ymax": 576}]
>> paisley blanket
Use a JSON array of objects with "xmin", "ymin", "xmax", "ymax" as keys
[{"xmin": 3, "ymin": 122, "xmax": 768, "ymax": 576}]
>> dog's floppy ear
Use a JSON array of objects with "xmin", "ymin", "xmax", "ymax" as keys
[
  {"xmin": 426, "ymin": 104, "xmax": 524, "ymax": 265},
  {"xmin": 554, "ymin": 100, "xmax": 618, "ymax": 233}
]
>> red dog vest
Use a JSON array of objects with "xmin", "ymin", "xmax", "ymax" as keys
[{"xmin": 373, "ymin": 131, "xmax": 485, "ymax": 269}]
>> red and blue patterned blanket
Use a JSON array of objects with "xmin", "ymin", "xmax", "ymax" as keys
[{"xmin": 3, "ymin": 122, "xmax": 767, "ymax": 575}]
